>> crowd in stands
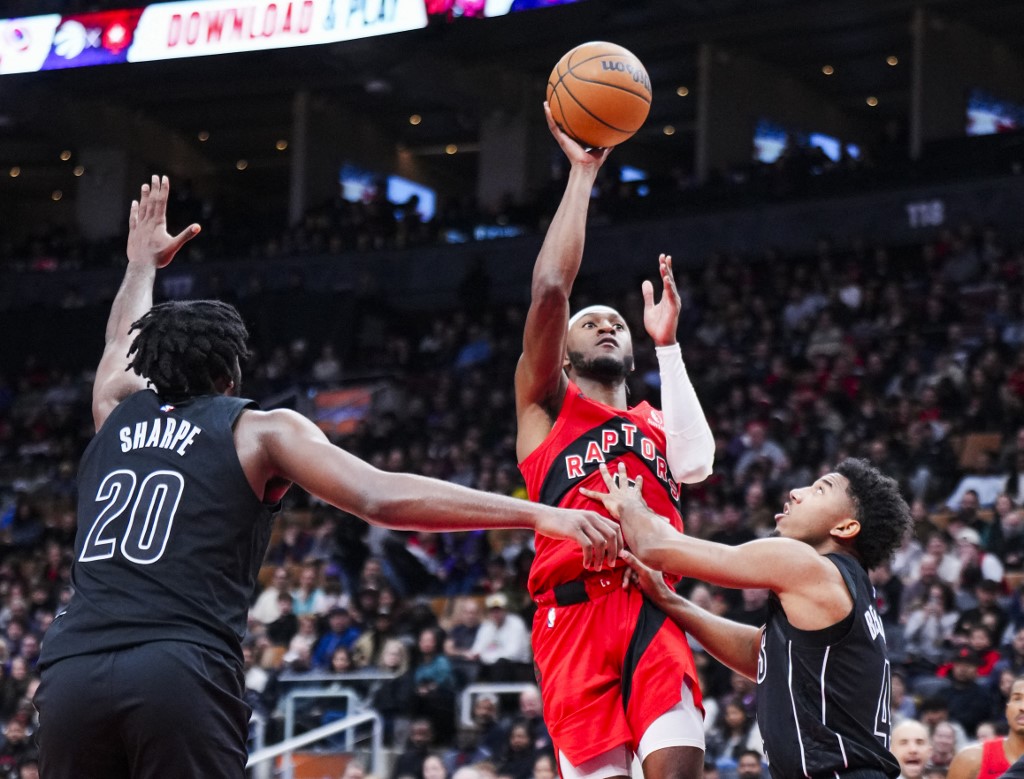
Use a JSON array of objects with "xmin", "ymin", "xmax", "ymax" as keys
[{"xmin": 5, "ymin": 213, "xmax": 1024, "ymax": 778}]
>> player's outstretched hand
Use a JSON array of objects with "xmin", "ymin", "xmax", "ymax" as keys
[
  {"xmin": 642, "ymin": 253, "xmax": 681, "ymax": 347},
  {"xmin": 543, "ymin": 101, "xmax": 611, "ymax": 170},
  {"xmin": 579, "ymin": 462, "xmax": 648, "ymax": 519},
  {"xmin": 127, "ymin": 175, "xmax": 201, "ymax": 269},
  {"xmin": 535, "ymin": 507, "xmax": 622, "ymax": 571},
  {"xmin": 619, "ymin": 549, "xmax": 675, "ymax": 606},
  {"xmin": 580, "ymin": 462, "xmax": 672, "ymax": 554}
]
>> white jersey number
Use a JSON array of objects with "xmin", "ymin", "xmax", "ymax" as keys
[
  {"xmin": 873, "ymin": 659, "xmax": 891, "ymax": 749},
  {"xmin": 79, "ymin": 469, "xmax": 185, "ymax": 565}
]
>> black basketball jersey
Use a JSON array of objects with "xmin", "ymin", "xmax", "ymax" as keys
[
  {"xmin": 39, "ymin": 390, "xmax": 277, "ymax": 669},
  {"xmin": 755, "ymin": 553, "xmax": 900, "ymax": 779}
]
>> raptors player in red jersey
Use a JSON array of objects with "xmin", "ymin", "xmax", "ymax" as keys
[
  {"xmin": 515, "ymin": 104, "xmax": 716, "ymax": 779},
  {"xmin": 947, "ymin": 676, "xmax": 1024, "ymax": 779}
]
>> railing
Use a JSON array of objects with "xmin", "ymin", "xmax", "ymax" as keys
[
  {"xmin": 283, "ymin": 686, "xmax": 363, "ymax": 750},
  {"xmin": 458, "ymin": 682, "xmax": 534, "ymax": 726},
  {"xmin": 246, "ymin": 710, "xmax": 383, "ymax": 779},
  {"xmin": 276, "ymin": 670, "xmax": 397, "ymax": 684}
]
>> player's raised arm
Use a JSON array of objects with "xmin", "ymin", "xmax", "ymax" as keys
[
  {"xmin": 92, "ymin": 175, "xmax": 200, "ymax": 431},
  {"xmin": 255, "ymin": 408, "xmax": 622, "ymax": 570},
  {"xmin": 642, "ymin": 253, "xmax": 714, "ymax": 484},
  {"xmin": 514, "ymin": 104, "xmax": 611, "ymax": 450}
]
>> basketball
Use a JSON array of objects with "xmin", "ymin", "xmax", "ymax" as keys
[{"xmin": 546, "ymin": 41, "xmax": 652, "ymax": 149}]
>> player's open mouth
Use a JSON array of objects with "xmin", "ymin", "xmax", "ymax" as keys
[
  {"xmin": 598, "ymin": 338, "xmax": 617, "ymax": 347},
  {"xmin": 774, "ymin": 502, "xmax": 790, "ymax": 521}
]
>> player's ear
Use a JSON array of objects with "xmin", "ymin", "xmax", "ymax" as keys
[{"xmin": 831, "ymin": 517, "xmax": 861, "ymax": 540}]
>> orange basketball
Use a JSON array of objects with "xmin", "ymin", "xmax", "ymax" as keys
[{"xmin": 546, "ymin": 41, "xmax": 652, "ymax": 148}]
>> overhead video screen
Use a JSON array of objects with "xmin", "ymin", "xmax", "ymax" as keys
[{"xmin": 0, "ymin": 0, "xmax": 584, "ymax": 74}]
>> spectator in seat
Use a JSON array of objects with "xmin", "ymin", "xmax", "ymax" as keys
[
  {"xmin": 312, "ymin": 607, "xmax": 361, "ymax": 670},
  {"xmin": 391, "ymin": 718, "xmax": 436, "ymax": 779},
  {"xmin": 469, "ymin": 593, "xmax": 531, "ymax": 682},
  {"xmin": 371, "ymin": 638, "xmax": 415, "ymax": 746},
  {"xmin": 890, "ymin": 719, "xmax": 931, "ymax": 779},
  {"xmin": 250, "ymin": 567, "xmax": 291, "ymax": 626}
]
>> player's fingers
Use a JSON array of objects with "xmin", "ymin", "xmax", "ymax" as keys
[
  {"xmin": 616, "ymin": 462, "xmax": 628, "ymax": 484},
  {"xmin": 587, "ymin": 512, "xmax": 620, "ymax": 570},
  {"xmin": 577, "ymin": 522, "xmax": 596, "ymax": 570},
  {"xmin": 543, "ymin": 102, "xmax": 560, "ymax": 134},
  {"xmin": 641, "ymin": 279, "xmax": 655, "ymax": 308},
  {"xmin": 128, "ymin": 200, "xmax": 138, "ymax": 230},
  {"xmin": 633, "ymin": 474, "xmax": 644, "ymax": 493},
  {"xmin": 604, "ymin": 521, "xmax": 624, "ymax": 568},
  {"xmin": 138, "ymin": 182, "xmax": 151, "ymax": 220},
  {"xmin": 151, "ymin": 174, "xmax": 167, "ymax": 212},
  {"xmin": 170, "ymin": 223, "xmax": 201, "ymax": 252},
  {"xmin": 597, "ymin": 462, "xmax": 615, "ymax": 488}
]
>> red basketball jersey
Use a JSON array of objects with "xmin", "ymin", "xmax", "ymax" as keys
[
  {"xmin": 979, "ymin": 738, "xmax": 1011, "ymax": 779},
  {"xmin": 520, "ymin": 381, "xmax": 684, "ymax": 597}
]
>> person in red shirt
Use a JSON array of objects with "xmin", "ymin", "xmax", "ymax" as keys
[
  {"xmin": 946, "ymin": 675, "xmax": 1024, "ymax": 778},
  {"xmin": 514, "ymin": 105, "xmax": 715, "ymax": 779}
]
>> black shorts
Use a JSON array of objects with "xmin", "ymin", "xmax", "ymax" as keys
[{"xmin": 34, "ymin": 641, "xmax": 249, "ymax": 779}]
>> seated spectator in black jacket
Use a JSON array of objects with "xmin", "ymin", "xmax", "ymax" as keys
[
  {"xmin": 495, "ymin": 720, "xmax": 537, "ymax": 779},
  {"xmin": 392, "ymin": 718, "xmax": 437, "ymax": 779},
  {"xmin": 372, "ymin": 638, "xmax": 416, "ymax": 745}
]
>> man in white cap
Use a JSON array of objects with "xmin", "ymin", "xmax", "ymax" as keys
[
  {"xmin": 513, "ymin": 105, "xmax": 715, "ymax": 779},
  {"xmin": 468, "ymin": 593, "xmax": 531, "ymax": 681},
  {"xmin": 955, "ymin": 527, "xmax": 1004, "ymax": 582}
]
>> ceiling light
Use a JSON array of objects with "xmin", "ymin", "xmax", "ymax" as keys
[
  {"xmin": 445, "ymin": 144, "xmax": 458, "ymax": 155},
  {"xmin": 236, "ymin": 159, "xmax": 248, "ymax": 170},
  {"xmin": 60, "ymin": 150, "xmax": 71, "ymax": 161},
  {"xmin": 73, "ymin": 165, "xmax": 85, "ymax": 177},
  {"xmin": 676, "ymin": 86, "xmax": 689, "ymax": 97},
  {"xmin": 198, "ymin": 130, "xmax": 210, "ymax": 142},
  {"xmin": 9, "ymin": 166, "xmax": 19, "ymax": 178},
  {"xmin": 409, "ymin": 114, "xmax": 422, "ymax": 126},
  {"xmin": 275, "ymin": 139, "xmax": 288, "ymax": 151},
  {"xmin": 886, "ymin": 55, "xmax": 899, "ymax": 66},
  {"xmin": 663, "ymin": 125, "xmax": 676, "ymax": 136},
  {"xmin": 866, "ymin": 96, "xmax": 879, "ymax": 107},
  {"xmin": 822, "ymin": 65, "xmax": 834, "ymax": 76},
  {"xmin": 51, "ymin": 190, "xmax": 63, "ymax": 201}
]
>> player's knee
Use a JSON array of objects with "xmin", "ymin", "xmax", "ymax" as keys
[{"xmin": 640, "ymin": 746, "xmax": 704, "ymax": 779}]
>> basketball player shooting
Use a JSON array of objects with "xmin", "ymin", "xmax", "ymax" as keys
[
  {"xmin": 581, "ymin": 459, "xmax": 912, "ymax": 779},
  {"xmin": 32, "ymin": 175, "xmax": 622, "ymax": 779},
  {"xmin": 514, "ymin": 104, "xmax": 715, "ymax": 779}
]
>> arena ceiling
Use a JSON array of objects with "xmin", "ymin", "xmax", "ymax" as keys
[{"xmin": 1, "ymin": 0, "xmax": 1022, "ymax": 219}]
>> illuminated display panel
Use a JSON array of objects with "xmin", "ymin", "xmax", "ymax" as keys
[{"xmin": 0, "ymin": 0, "xmax": 582, "ymax": 74}]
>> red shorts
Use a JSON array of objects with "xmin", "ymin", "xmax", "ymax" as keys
[{"xmin": 531, "ymin": 582, "xmax": 702, "ymax": 766}]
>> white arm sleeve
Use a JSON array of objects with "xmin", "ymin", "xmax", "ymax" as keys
[{"xmin": 657, "ymin": 343, "xmax": 715, "ymax": 484}]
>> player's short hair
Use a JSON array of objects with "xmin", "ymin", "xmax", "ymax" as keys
[
  {"xmin": 127, "ymin": 300, "xmax": 250, "ymax": 400},
  {"xmin": 836, "ymin": 457, "xmax": 912, "ymax": 570}
]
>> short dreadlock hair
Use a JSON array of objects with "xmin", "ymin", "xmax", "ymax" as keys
[
  {"xmin": 835, "ymin": 457, "xmax": 911, "ymax": 570},
  {"xmin": 127, "ymin": 300, "xmax": 250, "ymax": 400}
]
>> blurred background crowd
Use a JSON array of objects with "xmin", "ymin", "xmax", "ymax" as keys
[{"xmin": 3, "ymin": 202, "xmax": 1024, "ymax": 777}]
